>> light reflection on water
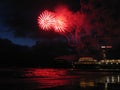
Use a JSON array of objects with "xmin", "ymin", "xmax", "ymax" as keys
[
  {"xmin": 0, "ymin": 68, "xmax": 120, "ymax": 90},
  {"xmin": 22, "ymin": 68, "xmax": 76, "ymax": 89}
]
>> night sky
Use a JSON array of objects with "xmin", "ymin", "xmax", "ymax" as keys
[
  {"xmin": 0, "ymin": 0, "xmax": 80, "ymax": 46},
  {"xmin": 0, "ymin": 0, "xmax": 120, "ymax": 48}
]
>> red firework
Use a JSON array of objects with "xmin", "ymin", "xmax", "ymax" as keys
[
  {"xmin": 38, "ymin": 10, "xmax": 55, "ymax": 30},
  {"xmin": 53, "ymin": 16, "xmax": 67, "ymax": 33},
  {"xmin": 38, "ymin": 10, "xmax": 68, "ymax": 33}
]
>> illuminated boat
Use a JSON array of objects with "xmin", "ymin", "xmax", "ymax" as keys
[
  {"xmin": 98, "ymin": 59, "xmax": 120, "ymax": 70},
  {"xmin": 72, "ymin": 57, "xmax": 99, "ymax": 69},
  {"xmin": 72, "ymin": 57, "xmax": 120, "ymax": 70}
]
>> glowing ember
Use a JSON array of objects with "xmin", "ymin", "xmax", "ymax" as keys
[{"xmin": 38, "ymin": 10, "xmax": 55, "ymax": 30}]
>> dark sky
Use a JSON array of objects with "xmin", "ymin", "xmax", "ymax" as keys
[
  {"xmin": 0, "ymin": 0, "xmax": 119, "ymax": 48},
  {"xmin": 0, "ymin": 0, "xmax": 81, "ymax": 46}
]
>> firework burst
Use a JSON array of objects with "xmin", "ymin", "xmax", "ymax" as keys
[
  {"xmin": 38, "ymin": 10, "xmax": 68, "ymax": 33},
  {"xmin": 38, "ymin": 10, "xmax": 55, "ymax": 31},
  {"xmin": 53, "ymin": 16, "xmax": 67, "ymax": 33}
]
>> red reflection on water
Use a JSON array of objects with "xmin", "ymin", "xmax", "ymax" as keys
[
  {"xmin": 25, "ymin": 68, "xmax": 68, "ymax": 78},
  {"xmin": 34, "ymin": 78, "xmax": 71, "ymax": 88},
  {"xmin": 23, "ymin": 68, "xmax": 74, "ymax": 88},
  {"xmin": 33, "ymin": 69, "xmax": 66, "ymax": 78}
]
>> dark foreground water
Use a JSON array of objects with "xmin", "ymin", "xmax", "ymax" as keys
[{"xmin": 0, "ymin": 68, "xmax": 120, "ymax": 90}]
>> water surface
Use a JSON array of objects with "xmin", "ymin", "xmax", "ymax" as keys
[{"xmin": 0, "ymin": 68, "xmax": 119, "ymax": 90}]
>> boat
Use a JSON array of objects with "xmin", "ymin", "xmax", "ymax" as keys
[
  {"xmin": 98, "ymin": 59, "xmax": 120, "ymax": 70},
  {"xmin": 72, "ymin": 57, "xmax": 120, "ymax": 70},
  {"xmin": 72, "ymin": 57, "xmax": 99, "ymax": 69}
]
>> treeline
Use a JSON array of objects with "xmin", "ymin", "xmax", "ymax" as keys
[{"xmin": 0, "ymin": 38, "xmax": 73, "ymax": 67}]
